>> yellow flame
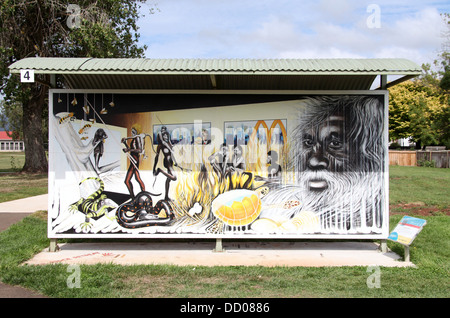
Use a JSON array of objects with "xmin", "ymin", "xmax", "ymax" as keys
[{"xmin": 171, "ymin": 148, "xmax": 261, "ymax": 222}]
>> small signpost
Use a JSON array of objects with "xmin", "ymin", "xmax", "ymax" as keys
[{"xmin": 388, "ymin": 216, "xmax": 426, "ymax": 262}]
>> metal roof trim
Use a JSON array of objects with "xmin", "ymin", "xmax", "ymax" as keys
[{"xmin": 9, "ymin": 57, "xmax": 422, "ymax": 76}]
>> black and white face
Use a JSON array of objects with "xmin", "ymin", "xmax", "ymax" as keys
[
  {"xmin": 262, "ymin": 96, "xmax": 385, "ymax": 231},
  {"xmin": 300, "ymin": 115, "xmax": 348, "ymax": 191}
]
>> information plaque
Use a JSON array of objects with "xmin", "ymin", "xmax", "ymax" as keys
[{"xmin": 388, "ymin": 216, "xmax": 426, "ymax": 246}]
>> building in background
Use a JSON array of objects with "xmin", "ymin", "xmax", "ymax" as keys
[{"xmin": 0, "ymin": 131, "xmax": 24, "ymax": 152}]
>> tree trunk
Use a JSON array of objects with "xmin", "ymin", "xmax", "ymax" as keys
[{"xmin": 21, "ymin": 85, "xmax": 48, "ymax": 173}]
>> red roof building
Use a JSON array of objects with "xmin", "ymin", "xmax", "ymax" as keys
[{"xmin": 0, "ymin": 131, "xmax": 24, "ymax": 151}]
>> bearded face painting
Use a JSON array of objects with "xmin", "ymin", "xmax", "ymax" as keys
[
  {"xmin": 48, "ymin": 92, "xmax": 388, "ymax": 238},
  {"xmin": 259, "ymin": 96, "xmax": 386, "ymax": 234}
]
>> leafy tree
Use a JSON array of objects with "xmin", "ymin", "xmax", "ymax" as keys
[
  {"xmin": 0, "ymin": 98, "xmax": 22, "ymax": 138},
  {"xmin": 389, "ymin": 80, "xmax": 448, "ymax": 149},
  {"xmin": 440, "ymin": 70, "xmax": 450, "ymax": 90},
  {"xmin": 390, "ymin": 12, "xmax": 449, "ymax": 150},
  {"xmin": 0, "ymin": 0, "xmax": 149, "ymax": 172},
  {"xmin": 439, "ymin": 52, "xmax": 450, "ymax": 90},
  {"xmin": 433, "ymin": 102, "xmax": 450, "ymax": 148}
]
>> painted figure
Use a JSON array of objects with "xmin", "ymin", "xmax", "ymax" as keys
[
  {"xmin": 122, "ymin": 124, "xmax": 146, "ymax": 199},
  {"xmin": 231, "ymin": 145, "xmax": 245, "ymax": 171},
  {"xmin": 153, "ymin": 126, "xmax": 177, "ymax": 200},
  {"xmin": 267, "ymin": 150, "xmax": 282, "ymax": 179},
  {"xmin": 263, "ymin": 96, "xmax": 385, "ymax": 231},
  {"xmin": 202, "ymin": 128, "xmax": 210, "ymax": 145},
  {"xmin": 208, "ymin": 143, "xmax": 232, "ymax": 177},
  {"xmin": 92, "ymin": 128, "xmax": 108, "ymax": 172}
]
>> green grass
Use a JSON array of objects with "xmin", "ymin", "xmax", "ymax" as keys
[
  {"xmin": 0, "ymin": 152, "xmax": 25, "ymax": 173},
  {"xmin": 389, "ymin": 166, "xmax": 450, "ymax": 208},
  {"xmin": 0, "ymin": 165, "xmax": 449, "ymax": 298},
  {"xmin": 0, "ymin": 213, "xmax": 448, "ymax": 298},
  {"xmin": 0, "ymin": 173, "xmax": 47, "ymax": 203},
  {"xmin": 0, "ymin": 150, "xmax": 48, "ymax": 202}
]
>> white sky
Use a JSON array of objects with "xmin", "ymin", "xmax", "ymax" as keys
[{"xmin": 137, "ymin": 0, "xmax": 450, "ymax": 68}]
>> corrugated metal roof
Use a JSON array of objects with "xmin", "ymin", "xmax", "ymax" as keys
[
  {"xmin": 8, "ymin": 57, "xmax": 421, "ymax": 90},
  {"xmin": 9, "ymin": 57, "xmax": 421, "ymax": 75}
]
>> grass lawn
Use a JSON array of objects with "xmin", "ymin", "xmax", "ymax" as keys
[
  {"xmin": 389, "ymin": 165, "xmax": 450, "ymax": 210},
  {"xmin": 0, "ymin": 152, "xmax": 25, "ymax": 173},
  {"xmin": 0, "ymin": 152, "xmax": 47, "ymax": 202},
  {"xmin": 0, "ymin": 165, "xmax": 449, "ymax": 298},
  {"xmin": 0, "ymin": 173, "xmax": 47, "ymax": 203}
]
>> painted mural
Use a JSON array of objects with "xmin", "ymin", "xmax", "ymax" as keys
[{"xmin": 48, "ymin": 92, "xmax": 388, "ymax": 238}]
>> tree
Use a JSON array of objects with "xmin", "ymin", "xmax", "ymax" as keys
[
  {"xmin": 439, "ymin": 52, "xmax": 450, "ymax": 90},
  {"xmin": 388, "ymin": 80, "xmax": 448, "ymax": 149},
  {"xmin": 433, "ymin": 102, "xmax": 450, "ymax": 148},
  {"xmin": 0, "ymin": 98, "xmax": 22, "ymax": 138},
  {"xmin": 0, "ymin": 0, "xmax": 149, "ymax": 173}
]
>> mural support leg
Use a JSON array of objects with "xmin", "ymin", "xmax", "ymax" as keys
[
  {"xmin": 213, "ymin": 239, "xmax": 225, "ymax": 253},
  {"xmin": 49, "ymin": 238, "xmax": 59, "ymax": 252},
  {"xmin": 379, "ymin": 240, "xmax": 387, "ymax": 253}
]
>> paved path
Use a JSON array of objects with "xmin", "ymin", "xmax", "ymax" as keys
[
  {"xmin": 0, "ymin": 194, "xmax": 48, "ymax": 213},
  {"xmin": 0, "ymin": 194, "xmax": 48, "ymax": 298}
]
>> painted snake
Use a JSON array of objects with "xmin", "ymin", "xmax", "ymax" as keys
[{"xmin": 116, "ymin": 191, "xmax": 174, "ymax": 229}]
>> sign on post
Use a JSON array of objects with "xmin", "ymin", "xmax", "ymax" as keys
[{"xmin": 388, "ymin": 216, "xmax": 426, "ymax": 246}]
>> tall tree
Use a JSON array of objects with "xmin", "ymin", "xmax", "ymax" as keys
[
  {"xmin": 389, "ymin": 80, "xmax": 448, "ymax": 149},
  {"xmin": 0, "ymin": 0, "xmax": 149, "ymax": 173}
]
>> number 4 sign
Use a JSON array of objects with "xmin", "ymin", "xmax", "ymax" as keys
[{"xmin": 20, "ymin": 69, "xmax": 35, "ymax": 83}]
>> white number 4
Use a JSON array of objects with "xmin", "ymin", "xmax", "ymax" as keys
[{"xmin": 20, "ymin": 69, "xmax": 35, "ymax": 83}]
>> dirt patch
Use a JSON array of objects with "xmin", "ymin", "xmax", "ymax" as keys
[
  {"xmin": 122, "ymin": 275, "xmax": 174, "ymax": 298},
  {"xmin": 390, "ymin": 204, "xmax": 450, "ymax": 216}
]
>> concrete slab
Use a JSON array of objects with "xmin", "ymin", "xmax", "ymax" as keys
[{"xmin": 25, "ymin": 241, "xmax": 414, "ymax": 267}]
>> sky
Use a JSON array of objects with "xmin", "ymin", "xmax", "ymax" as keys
[{"xmin": 137, "ymin": 0, "xmax": 450, "ymax": 69}]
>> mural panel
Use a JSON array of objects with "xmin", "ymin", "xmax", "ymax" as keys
[{"xmin": 48, "ymin": 92, "xmax": 388, "ymax": 238}]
